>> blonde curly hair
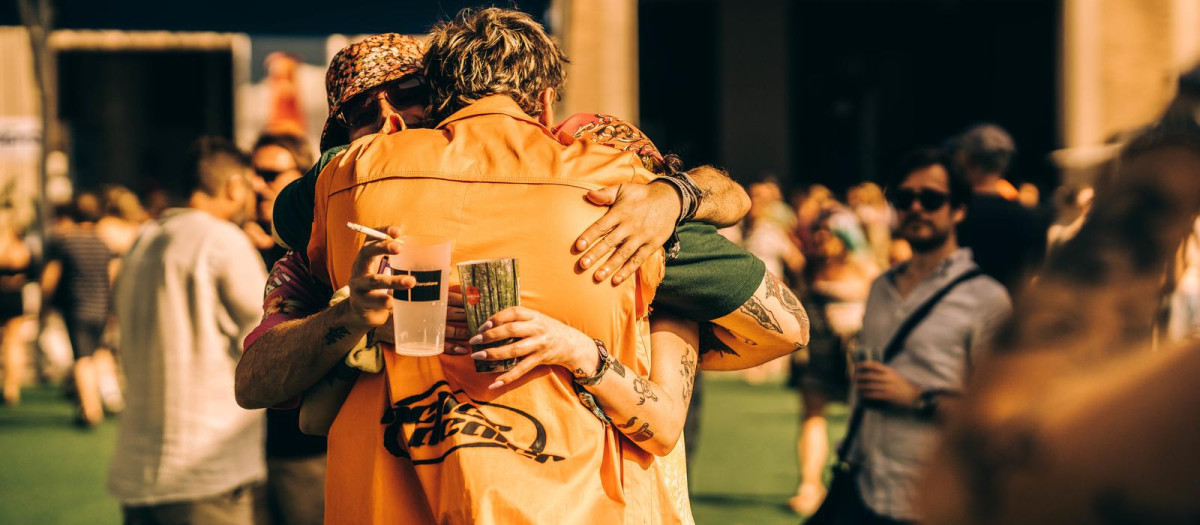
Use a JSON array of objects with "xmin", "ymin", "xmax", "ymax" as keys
[{"xmin": 424, "ymin": 8, "xmax": 568, "ymax": 122}]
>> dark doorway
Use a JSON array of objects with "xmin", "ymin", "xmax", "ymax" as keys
[
  {"xmin": 792, "ymin": 0, "xmax": 1060, "ymax": 193},
  {"xmin": 57, "ymin": 50, "xmax": 234, "ymax": 197},
  {"xmin": 638, "ymin": 0, "xmax": 722, "ymax": 170}
]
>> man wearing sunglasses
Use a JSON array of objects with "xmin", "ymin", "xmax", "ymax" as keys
[
  {"xmin": 820, "ymin": 149, "xmax": 1010, "ymax": 524},
  {"xmin": 248, "ymin": 32, "xmax": 809, "ymax": 414}
]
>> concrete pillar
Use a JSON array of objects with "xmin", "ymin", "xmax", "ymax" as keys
[
  {"xmin": 0, "ymin": 27, "xmax": 42, "ymax": 229},
  {"xmin": 553, "ymin": 0, "xmax": 639, "ymax": 123},
  {"xmin": 1061, "ymin": 0, "xmax": 1200, "ymax": 149}
]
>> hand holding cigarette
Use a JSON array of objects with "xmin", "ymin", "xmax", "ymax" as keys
[{"xmin": 343, "ymin": 224, "xmax": 415, "ymax": 330}]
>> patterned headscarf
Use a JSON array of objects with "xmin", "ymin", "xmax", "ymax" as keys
[
  {"xmin": 553, "ymin": 113, "xmax": 672, "ymax": 174},
  {"xmin": 320, "ymin": 33, "xmax": 426, "ymax": 151}
]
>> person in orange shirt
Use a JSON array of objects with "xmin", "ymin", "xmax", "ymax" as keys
[
  {"xmin": 295, "ymin": 10, "xmax": 709, "ymax": 522},
  {"xmin": 236, "ymin": 18, "xmax": 809, "ymax": 523}
]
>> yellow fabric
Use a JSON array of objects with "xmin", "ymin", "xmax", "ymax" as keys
[{"xmin": 310, "ymin": 96, "xmax": 675, "ymax": 524}]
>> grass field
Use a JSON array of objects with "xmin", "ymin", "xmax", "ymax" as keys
[{"xmin": 0, "ymin": 374, "xmax": 847, "ymax": 524}]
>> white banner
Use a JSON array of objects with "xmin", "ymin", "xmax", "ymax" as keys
[{"xmin": 0, "ymin": 116, "xmax": 41, "ymax": 158}]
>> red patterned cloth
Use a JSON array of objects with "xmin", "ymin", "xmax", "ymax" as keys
[{"xmin": 554, "ymin": 113, "xmax": 669, "ymax": 174}]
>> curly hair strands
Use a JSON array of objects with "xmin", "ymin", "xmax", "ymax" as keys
[{"xmin": 423, "ymin": 7, "xmax": 569, "ymax": 123}]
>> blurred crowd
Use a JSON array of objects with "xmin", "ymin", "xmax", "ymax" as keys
[
  {"xmin": 707, "ymin": 122, "xmax": 1114, "ymax": 519},
  {"xmin": 0, "ymin": 128, "xmax": 325, "ymax": 524},
  {"xmin": 8, "ymin": 7, "xmax": 1200, "ymax": 525}
]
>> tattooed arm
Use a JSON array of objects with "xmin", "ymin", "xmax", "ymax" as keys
[
  {"xmin": 587, "ymin": 315, "xmax": 698, "ymax": 456},
  {"xmin": 298, "ymin": 361, "xmax": 359, "ymax": 435},
  {"xmin": 467, "ymin": 308, "xmax": 699, "ymax": 456},
  {"xmin": 687, "ymin": 165, "xmax": 751, "ymax": 228},
  {"xmin": 235, "ymin": 228, "xmax": 415, "ymax": 409},
  {"xmin": 699, "ymin": 272, "xmax": 811, "ymax": 371}
]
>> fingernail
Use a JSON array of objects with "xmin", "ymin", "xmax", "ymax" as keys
[
  {"xmin": 471, "ymin": 351, "xmax": 487, "ymax": 360},
  {"xmin": 581, "ymin": 257, "xmax": 592, "ymax": 267},
  {"xmin": 594, "ymin": 270, "xmax": 606, "ymax": 281},
  {"xmin": 488, "ymin": 380, "xmax": 505, "ymax": 390},
  {"xmin": 612, "ymin": 274, "xmax": 625, "ymax": 285},
  {"xmin": 450, "ymin": 346, "xmax": 469, "ymax": 355},
  {"xmin": 578, "ymin": 240, "xmax": 588, "ymax": 250},
  {"xmin": 469, "ymin": 334, "xmax": 483, "ymax": 345},
  {"xmin": 478, "ymin": 321, "xmax": 492, "ymax": 333}
]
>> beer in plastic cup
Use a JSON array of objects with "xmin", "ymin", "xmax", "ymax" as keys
[
  {"xmin": 389, "ymin": 235, "xmax": 451, "ymax": 356},
  {"xmin": 457, "ymin": 258, "xmax": 521, "ymax": 373}
]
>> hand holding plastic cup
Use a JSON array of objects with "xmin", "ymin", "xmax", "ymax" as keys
[{"xmin": 389, "ymin": 235, "xmax": 452, "ymax": 356}]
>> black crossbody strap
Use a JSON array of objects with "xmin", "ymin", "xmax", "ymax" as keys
[{"xmin": 834, "ymin": 268, "xmax": 984, "ymax": 462}]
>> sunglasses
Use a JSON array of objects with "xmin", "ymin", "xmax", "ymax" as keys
[
  {"xmin": 335, "ymin": 76, "xmax": 428, "ymax": 130},
  {"xmin": 891, "ymin": 189, "xmax": 950, "ymax": 211},
  {"xmin": 254, "ymin": 167, "xmax": 292, "ymax": 183}
]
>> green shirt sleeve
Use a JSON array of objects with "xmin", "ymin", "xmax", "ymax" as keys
[
  {"xmin": 272, "ymin": 145, "xmax": 348, "ymax": 252},
  {"xmin": 657, "ymin": 222, "xmax": 766, "ymax": 320}
]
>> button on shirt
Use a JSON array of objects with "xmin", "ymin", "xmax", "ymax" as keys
[{"xmin": 849, "ymin": 248, "xmax": 1011, "ymax": 521}]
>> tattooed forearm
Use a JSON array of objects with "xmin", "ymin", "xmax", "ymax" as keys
[
  {"xmin": 617, "ymin": 416, "xmax": 655, "ymax": 442},
  {"xmin": 770, "ymin": 273, "xmax": 809, "ymax": 333},
  {"xmin": 699, "ymin": 322, "xmax": 740, "ymax": 356},
  {"xmin": 765, "ymin": 272, "xmax": 809, "ymax": 333},
  {"xmin": 680, "ymin": 350, "xmax": 696, "ymax": 401},
  {"xmin": 633, "ymin": 376, "xmax": 658, "ymax": 405},
  {"xmin": 739, "ymin": 295, "xmax": 783, "ymax": 333},
  {"xmin": 610, "ymin": 357, "xmax": 627, "ymax": 378},
  {"xmin": 764, "ymin": 272, "xmax": 782, "ymax": 303},
  {"xmin": 629, "ymin": 422, "xmax": 655, "ymax": 442},
  {"xmin": 324, "ymin": 326, "xmax": 351, "ymax": 345}
]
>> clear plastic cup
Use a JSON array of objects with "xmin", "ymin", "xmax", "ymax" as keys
[{"xmin": 389, "ymin": 235, "xmax": 451, "ymax": 356}]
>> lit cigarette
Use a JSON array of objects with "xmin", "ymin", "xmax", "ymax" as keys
[{"xmin": 346, "ymin": 222, "xmax": 396, "ymax": 242}]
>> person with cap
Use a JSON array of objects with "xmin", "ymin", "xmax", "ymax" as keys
[
  {"xmin": 235, "ymin": 20, "xmax": 809, "ymax": 522},
  {"xmin": 241, "ymin": 32, "xmax": 807, "ymax": 421}
]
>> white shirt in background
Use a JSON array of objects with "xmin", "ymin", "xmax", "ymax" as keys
[{"xmin": 109, "ymin": 208, "xmax": 268, "ymax": 505}]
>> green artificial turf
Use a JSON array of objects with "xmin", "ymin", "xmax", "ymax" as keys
[
  {"xmin": 688, "ymin": 374, "xmax": 848, "ymax": 525},
  {"xmin": 0, "ymin": 376, "xmax": 846, "ymax": 524},
  {"xmin": 0, "ymin": 386, "xmax": 121, "ymax": 524}
]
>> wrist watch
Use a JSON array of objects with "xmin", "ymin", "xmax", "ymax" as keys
[
  {"xmin": 913, "ymin": 389, "xmax": 942, "ymax": 419},
  {"xmin": 573, "ymin": 339, "xmax": 611, "ymax": 387}
]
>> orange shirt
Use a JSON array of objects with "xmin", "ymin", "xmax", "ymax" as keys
[{"xmin": 310, "ymin": 96, "xmax": 672, "ymax": 524}]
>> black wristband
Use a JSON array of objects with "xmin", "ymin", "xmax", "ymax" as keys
[
  {"xmin": 914, "ymin": 389, "xmax": 952, "ymax": 419},
  {"xmin": 652, "ymin": 171, "xmax": 702, "ymax": 223}
]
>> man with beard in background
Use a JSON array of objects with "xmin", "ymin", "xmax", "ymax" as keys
[{"xmin": 811, "ymin": 148, "xmax": 1010, "ymax": 525}]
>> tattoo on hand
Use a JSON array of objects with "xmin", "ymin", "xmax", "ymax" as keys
[
  {"xmin": 699, "ymin": 323, "xmax": 740, "ymax": 357},
  {"xmin": 680, "ymin": 349, "xmax": 696, "ymax": 401},
  {"xmin": 740, "ymin": 295, "xmax": 782, "ymax": 334},
  {"xmin": 610, "ymin": 357, "xmax": 627, "ymax": 378},
  {"xmin": 325, "ymin": 326, "xmax": 351, "ymax": 345},
  {"xmin": 633, "ymin": 376, "xmax": 658, "ymax": 405}
]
